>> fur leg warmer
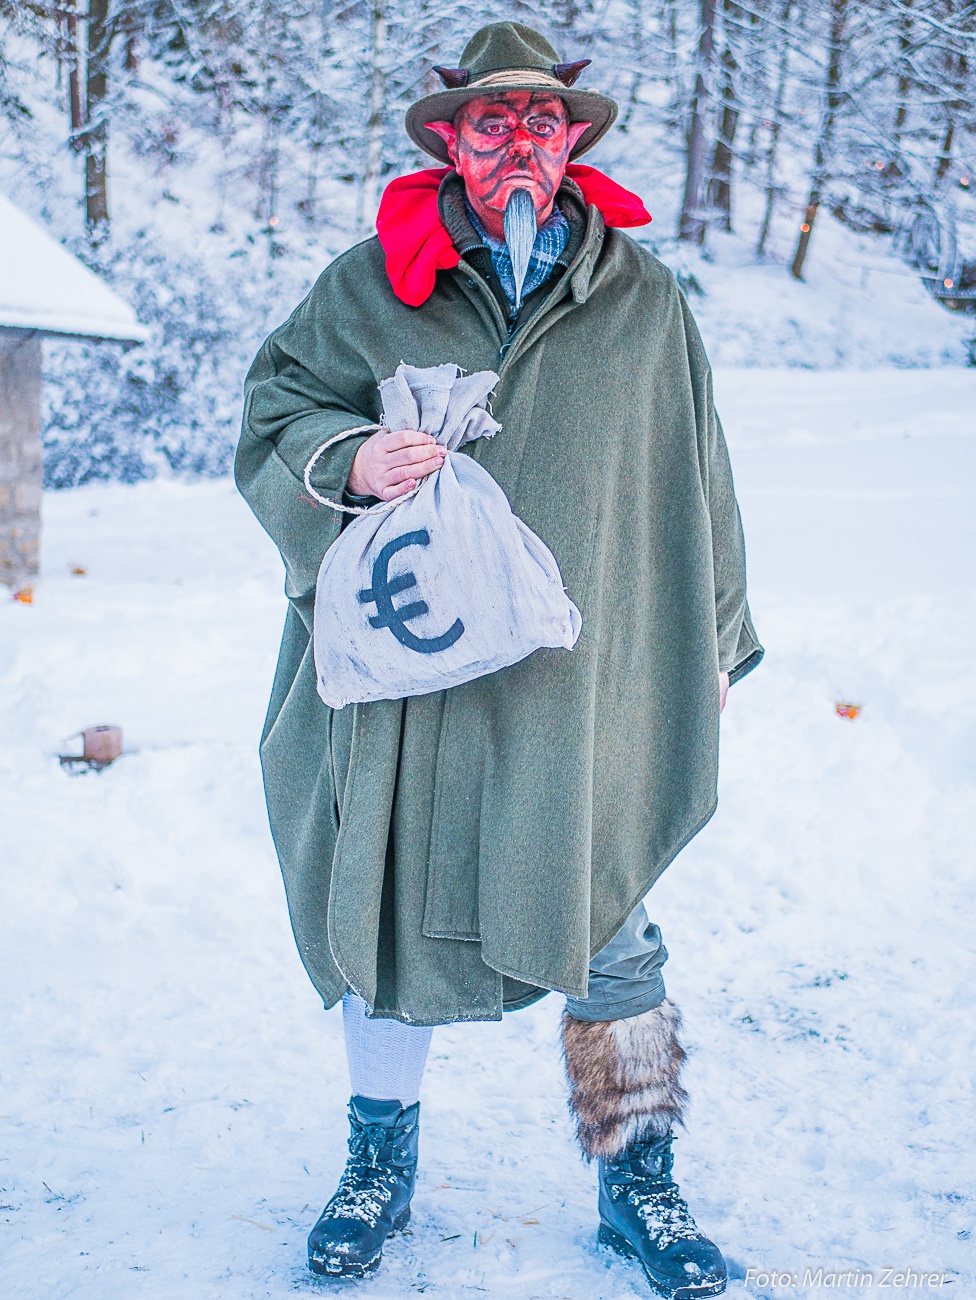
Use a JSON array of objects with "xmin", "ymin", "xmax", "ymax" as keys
[{"xmin": 561, "ymin": 998, "xmax": 688, "ymax": 1161}]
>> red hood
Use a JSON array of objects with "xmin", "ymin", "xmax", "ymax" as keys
[{"xmin": 376, "ymin": 165, "xmax": 652, "ymax": 308}]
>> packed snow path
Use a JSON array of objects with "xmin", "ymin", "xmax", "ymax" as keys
[{"xmin": 1, "ymin": 368, "xmax": 974, "ymax": 1299}]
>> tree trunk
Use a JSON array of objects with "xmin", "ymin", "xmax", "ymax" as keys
[
  {"xmin": 665, "ymin": 0, "xmax": 681, "ymax": 89},
  {"xmin": 620, "ymin": 0, "xmax": 646, "ymax": 132},
  {"xmin": 302, "ymin": 145, "xmax": 320, "ymax": 225},
  {"xmin": 708, "ymin": 42, "xmax": 739, "ymax": 232},
  {"xmin": 790, "ymin": 202, "xmax": 820, "ymax": 280},
  {"xmin": 893, "ymin": 0, "xmax": 913, "ymax": 145},
  {"xmin": 790, "ymin": 0, "xmax": 847, "ymax": 280},
  {"xmin": 678, "ymin": 0, "xmax": 717, "ymax": 243},
  {"xmin": 122, "ymin": 7, "xmax": 140, "ymax": 73},
  {"xmin": 357, "ymin": 0, "xmax": 388, "ymax": 234},
  {"xmin": 64, "ymin": 0, "xmax": 85, "ymax": 136},
  {"xmin": 666, "ymin": 0, "xmax": 680, "ymax": 85},
  {"xmin": 257, "ymin": 83, "xmax": 281, "ymax": 270},
  {"xmin": 84, "ymin": 0, "xmax": 110, "ymax": 234},
  {"xmin": 935, "ymin": 121, "xmax": 954, "ymax": 183},
  {"xmin": 756, "ymin": 0, "xmax": 793, "ymax": 256},
  {"xmin": 935, "ymin": 48, "xmax": 967, "ymax": 187}
]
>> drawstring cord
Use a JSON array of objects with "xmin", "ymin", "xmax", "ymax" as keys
[{"xmin": 303, "ymin": 423, "xmax": 424, "ymax": 517}]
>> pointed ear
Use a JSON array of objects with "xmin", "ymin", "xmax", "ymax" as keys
[
  {"xmin": 425, "ymin": 120, "xmax": 458, "ymax": 151},
  {"xmin": 566, "ymin": 121, "xmax": 592, "ymax": 151}
]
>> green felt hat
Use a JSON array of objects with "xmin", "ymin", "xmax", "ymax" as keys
[{"xmin": 405, "ymin": 22, "xmax": 618, "ymax": 163}]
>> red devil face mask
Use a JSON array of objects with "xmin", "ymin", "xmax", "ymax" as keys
[{"xmin": 427, "ymin": 92, "xmax": 590, "ymax": 240}]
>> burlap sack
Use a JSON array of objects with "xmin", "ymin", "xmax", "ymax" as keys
[{"xmin": 305, "ymin": 364, "xmax": 581, "ymax": 710}]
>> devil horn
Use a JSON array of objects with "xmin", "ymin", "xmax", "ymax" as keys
[
  {"xmin": 433, "ymin": 66, "xmax": 470, "ymax": 89},
  {"xmin": 553, "ymin": 59, "xmax": 591, "ymax": 87}
]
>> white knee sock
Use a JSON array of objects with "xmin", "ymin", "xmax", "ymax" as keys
[{"xmin": 342, "ymin": 991, "xmax": 433, "ymax": 1108}]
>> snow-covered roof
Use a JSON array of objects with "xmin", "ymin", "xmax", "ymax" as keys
[{"xmin": 0, "ymin": 191, "xmax": 148, "ymax": 343}]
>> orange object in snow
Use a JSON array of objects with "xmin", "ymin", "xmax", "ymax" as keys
[
  {"xmin": 835, "ymin": 702, "xmax": 862, "ymax": 721},
  {"xmin": 12, "ymin": 585, "xmax": 33, "ymax": 604}
]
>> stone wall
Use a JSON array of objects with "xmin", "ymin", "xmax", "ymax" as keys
[{"xmin": 0, "ymin": 329, "xmax": 42, "ymax": 589}]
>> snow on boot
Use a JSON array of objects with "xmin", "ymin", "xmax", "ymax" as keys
[
  {"xmin": 598, "ymin": 1130, "xmax": 727, "ymax": 1299},
  {"xmin": 307, "ymin": 1095, "xmax": 419, "ymax": 1277},
  {"xmin": 561, "ymin": 1000, "xmax": 726, "ymax": 1298}
]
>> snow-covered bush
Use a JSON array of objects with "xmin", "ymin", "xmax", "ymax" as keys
[
  {"xmin": 42, "ymin": 228, "xmax": 277, "ymax": 486},
  {"xmin": 37, "ymin": 178, "xmax": 343, "ymax": 485}
]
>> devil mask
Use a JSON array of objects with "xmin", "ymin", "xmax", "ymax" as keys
[{"xmin": 426, "ymin": 92, "xmax": 591, "ymax": 241}]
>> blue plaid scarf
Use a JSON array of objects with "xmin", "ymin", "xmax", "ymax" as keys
[{"xmin": 465, "ymin": 201, "xmax": 570, "ymax": 316}]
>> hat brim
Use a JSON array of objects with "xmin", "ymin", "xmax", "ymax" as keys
[{"xmin": 405, "ymin": 85, "xmax": 618, "ymax": 163}]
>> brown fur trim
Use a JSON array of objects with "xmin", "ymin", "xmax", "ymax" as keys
[{"xmin": 561, "ymin": 999, "xmax": 688, "ymax": 1161}]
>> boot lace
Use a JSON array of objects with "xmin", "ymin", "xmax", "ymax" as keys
[
  {"xmin": 607, "ymin": 1137, "xmax": 703, "ymax": 1252},
  {"xmin": 625, "ymin": 1179, "xmax": 703, "ymax": 1251},
  {"xmin": 324, "ymin": 1122, "xmax": 399, "ymax": 1228}
]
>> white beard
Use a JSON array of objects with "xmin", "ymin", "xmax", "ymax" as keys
[{"xmin": 504, "ymin": 188, "xmax": 537, "ymax": 312}]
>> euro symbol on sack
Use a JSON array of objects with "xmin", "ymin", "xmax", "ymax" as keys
[{"xmin": 358, "ymin": 529, "xmax": 465, "ymax": 655}]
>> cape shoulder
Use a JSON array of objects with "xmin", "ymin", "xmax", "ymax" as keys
[
  {"xmin": 602, "ymin": 225, "xmax": 684, "ymax": 297},
  {"xmin": 306, "ymin": 235, "xmax": 392, "ymax": 306},
  {"xmin": 269, "ymin": 235, "xmax": 402, "ymax": 352}
]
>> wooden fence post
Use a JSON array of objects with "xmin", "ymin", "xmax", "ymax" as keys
[{"xmin": 0, "ymin": 330, "xmax": 43, "ymax": 590}]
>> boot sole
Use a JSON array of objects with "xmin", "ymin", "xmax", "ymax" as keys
[
  {"xmin": 308, "ymin": 1206, "xmax": 412, "ymax": 1277},
  {"xmin": 598, "ymin": 1221, "xmax": 727, "ymax": 1299}
]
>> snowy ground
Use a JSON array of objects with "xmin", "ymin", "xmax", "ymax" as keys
[{"xmin": 1, "ymin": 369, "xmax": 975, "ymax": 1299}]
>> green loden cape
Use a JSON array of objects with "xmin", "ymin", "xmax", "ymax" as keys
[{"xmin": 236, "ymin": 183, "xmax": 763, "ymax": 1026}]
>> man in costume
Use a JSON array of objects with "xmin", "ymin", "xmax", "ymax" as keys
[{"xmin": 237, "ymin": 22, "xmax": 762, "ymax": 1298}]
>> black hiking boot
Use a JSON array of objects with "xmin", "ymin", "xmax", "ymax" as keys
[
  {"xmin": 307, "ymin": 1095, "xmax": 420, "ymax": 1277},
  {"xmin": 598, "ymin": 1130, "xmax": 727, "ymax": 1299}
]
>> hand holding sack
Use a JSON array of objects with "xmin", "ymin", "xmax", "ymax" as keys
[{"xmin": 305, "ymin": 363, "xmax": 582, "ymax": 710}]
